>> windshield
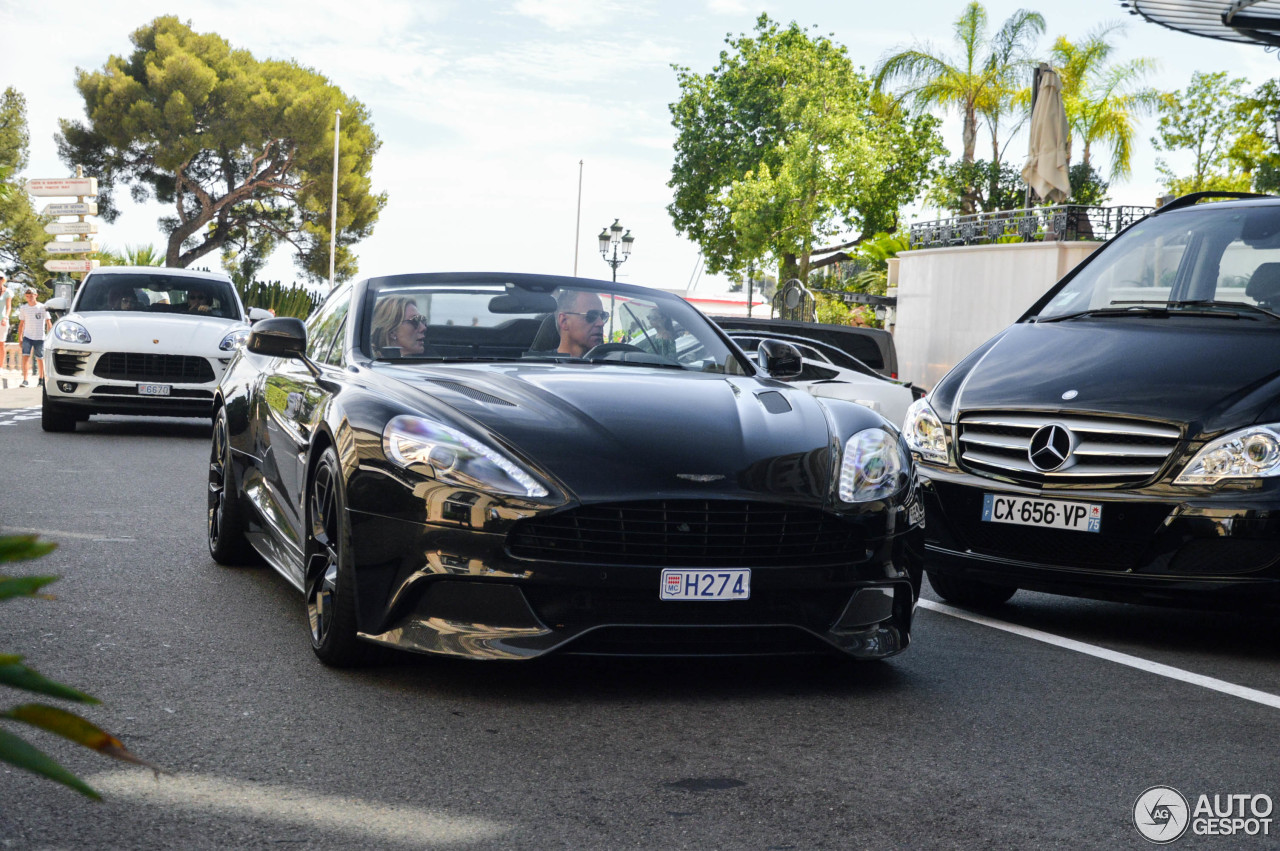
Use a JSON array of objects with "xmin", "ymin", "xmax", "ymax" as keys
[
  {"xmin": 1032, "ymin": 204, "xmax": 1280, "ymax": 320},
  {"xmin": 361, "ymin": 276, "xmax": 751, "ymax": 374},
  {"xmin": 76, "ymin": 273, "xmax": 243, "ymax": 320}
]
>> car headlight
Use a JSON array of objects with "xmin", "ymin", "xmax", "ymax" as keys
[
  {"xmin": 53, "ymin": 321, "xmax": 90, "ymax": 344},
  {"xmin": 903, "ymin": 397, "xmax": 948, "ymax": 465},
  {"xmin": 219, "ymin": 329, "xmax": 251, "ymax": 351},
  {"xmin": 1175, "ymin": 424, "xmax": 1280, "ymax": 485},
  {"xmin": 839, "ymin": 428, "xmax": 910, "ymax": 503},
  {"xmin": 382, "ymin": 415, "xmax": 548, "ymax": 498}
]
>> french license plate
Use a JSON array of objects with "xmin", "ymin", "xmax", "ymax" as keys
[
  {"xmin": 982, "ymin": 493, "xmax": 1101, "ymax": 533},
  {"xmin": 137, "ymin": 383, "xmax": 171, "ymax": 396},
  {"xmin": 660, "ymin": 568, "xmax": 751, "ymax": 601}
]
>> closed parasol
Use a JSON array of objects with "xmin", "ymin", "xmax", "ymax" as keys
[{"xmin": 1021, "ymin": 65, "xmax": 1071, "ymax": 203}]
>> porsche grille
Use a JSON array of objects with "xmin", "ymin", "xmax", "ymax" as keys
[{"xmin": 93, "ymin": 352, "xmax": 215, "ymax": 383}]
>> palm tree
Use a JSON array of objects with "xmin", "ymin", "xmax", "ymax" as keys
[
  {"xmin": 875, "ymin": 2, "xmax": 1044, "ymax": 212},
  {"xmin": 1050, "ymin": 23, "xmax": 1161, "ymax": 181}
]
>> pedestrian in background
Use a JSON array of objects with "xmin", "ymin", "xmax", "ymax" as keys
[
  {"xmin": 16, "ymin": 287, "xmax": 51, "ymax": 388},
  {"xmin": 0, "ymin": 273, "xmax": 11, "ymax": 366}
]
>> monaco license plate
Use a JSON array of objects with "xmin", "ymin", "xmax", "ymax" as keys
[
  {"xmin": 982, "ymin": 493, "xmax": 1101, "ymax": 533},
  {"xmin": 660, "ymin": 568, "xmax": 751, "ymax": 601},
  {"xmin": 137, "ymin": 383, "xmax": 171, "ymax": 396}
]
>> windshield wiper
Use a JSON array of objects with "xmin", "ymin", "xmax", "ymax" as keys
[
  {"xmin": 1167, "ymin": 300, "xmax": 1280, "ymax": 320},
  {"xmin": 1035, "ymin": 302, "xmax": 1171, "ymax": 322}
]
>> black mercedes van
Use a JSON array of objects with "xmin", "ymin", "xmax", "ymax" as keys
[{"xmin": 904, "ymin": 193, "xmax": 1280, "ymax": 610}]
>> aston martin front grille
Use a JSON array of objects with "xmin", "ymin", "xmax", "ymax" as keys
[
  {"xmin": 957, "ymin": 412, "xmax": 1181, "ymax": 487},
  {"xmin": 507, "ymin": 500, "xmax": 865, "ymax": 567},
  {"xmin": 93, "ymin": 352, "xmax": 215, "ymax": 383}
]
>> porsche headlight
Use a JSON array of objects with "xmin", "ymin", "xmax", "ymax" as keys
[
  {"xmin": 839, "ymin": 428, "xmax": 909, "ymax": 503},
  {"xmin": 903, "ymin": 397, "xmax": 948, "ymax": 465},
  {"xmin": 53, "ymin": 321, "xmax": 90, "ymax": 344},
  {"xmin": 1175, "ymin": 424, "xmax": 1280, "ymax": 485},
  {"xmin": 382, "ymin": 415, "xmax": 548, "ymax": 498},
  {"xmin": 219, "ymin": 329, "xmax": 251, "ymax": 351}
]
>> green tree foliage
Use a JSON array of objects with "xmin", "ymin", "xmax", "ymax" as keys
[
  {"xmin": 926, "ymin": 159, "xmax": 1026, "ymax": 213},
  {"xmin": 1068, "ymin": 162, "xmax": 1111, "ymax": 205},
  {"xmin": 875, "ymin": 3, "xmax": 1044, "ymax": 213},
  {"xmin": 0, "ymin": 89, "xmax": 51, "ymax": 288},
  {"xmin": 56, "ymin": 16, "xmax": 386, "ymax": 283},
  {"xmin": 93, "ymin": 243, "xmax": 166, "ymax": 267},
  {"xmin": 669, "ymin": 14, "xmax": 943, "ymax": 285},
  {"xmin": 1231, "ymin": 79, "xmax": 1280, "ymax": 195},
  {"xmin": 236, "ymin": 279, "xmax": 321, "ymax": 319},
  {"xmin": 1050, "ymin": 23, "xmax": 1161, "ymax": 181},
  {"xmin": 1152, "ymin": 71, "xmax": 1254, "ymax": 195},
  {"xmin": 0, "ymin": 535, "xmax": 161, "ymax": 799}
]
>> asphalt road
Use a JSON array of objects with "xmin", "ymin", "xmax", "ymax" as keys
[{"xmin": 1, "ymin": 407, "xmax": 1278, "ymax": 850}]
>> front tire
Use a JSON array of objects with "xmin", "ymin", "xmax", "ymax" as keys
[
  {"xmin": 41, "ymin": 391, "xmax": 76, "ymax": 432},
  {"xmin": 927, "ymin": 571, "xmax": 1017, "ymax": 607},
  {"xmin": 208, "ymin": 407, "xmax": 255, "ymax": 565},
  {"xmin": 306, "ymin": 446, "xmax": 375, "ymax": 667}
]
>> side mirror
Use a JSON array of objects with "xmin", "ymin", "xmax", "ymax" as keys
[
  {"xmin": 247, "ymin": 317, "xmax": 307, "ymax": 358},
  {"xmin": 247, "ymin": 307, "xmax": 273, "ymax": 324},
  {"xmin": 757, "ymin": 339, "xmax": 803, "ymax": 379},
  {"xmin": 45, "ymin": 297, "xmax": 68, "ymax": 312}
]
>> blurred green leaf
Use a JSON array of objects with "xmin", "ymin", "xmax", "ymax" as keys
[
  {"xmin": 0, "ymin": 663, "xmax": 99, "ymax": 704},
  {"xmin": 0, "ymin": 728, "xmax": 100, "ymax": 799},
  {"xmin": 0, "ymin": 575, "xmax": 59, "ymax": 601},
  {"xmin": 0, "ymin": 536, "xmax": 57, "ymax": 564}
]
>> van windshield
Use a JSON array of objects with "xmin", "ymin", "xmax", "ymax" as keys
[{"xmin": 1033, "ymin": 205, "xmax": 1280, "ymax": 321}]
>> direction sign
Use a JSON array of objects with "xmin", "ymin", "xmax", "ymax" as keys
[
  {"xmin": 41, "ymin": 202, "xmax": 97, "ymax": 217},
  {"xmin": 43, "ymin": 259, "xmax": 99, "ymax": 273},
  {"xmin": 45, "ymin": 221, "xmax": 98, "ymax": 235},
  {"xmin": 28, "ymin": 177, "xmax": 98, "ymax": 197},
  {"xmin": 45, "ymin": 240, "xmax": 99, "ymax": 254}
]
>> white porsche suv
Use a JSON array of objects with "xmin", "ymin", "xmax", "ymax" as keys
[{"xmin": 41, "ymin": 266, "xmax": 270, "ymax": 432}]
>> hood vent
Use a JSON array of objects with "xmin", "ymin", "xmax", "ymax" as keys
[
  {"xmin": 755, "ymin": 391, "xmax": 792, "ymax": 414},
  {"xmin": 423, "ymin": 379, "xmax": 515, "ymax": 407},
  {"xmin": 957, "ymin": 411, "xmax": 1181, "ymax": 487}
]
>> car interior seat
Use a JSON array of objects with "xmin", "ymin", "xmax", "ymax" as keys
[{"xmin": 1246, "ymin": 262, "xmax": 1280, "ymax": 311}]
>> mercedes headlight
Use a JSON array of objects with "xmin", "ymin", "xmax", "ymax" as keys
[
  {"xmin": 1175, "ymin": 424, "xmax": 1280, "ymax": 485},
  {"xmin": 903, "ymin": 397, "xmax": 948, "ymax": 465},
  {"xmin": 382, "ymin": 415, "xmax": 548, "ymax": 498},
  {"xmin": 219, "ymin": 329, "xmax": 251, "ymax": 351},
  {"xmin": 839, "ymin": 428, "xmax": 909, "ymax": 503},
  {"xmin": 53, "ymin": 321, "xmax": 90, "ymax": 344}
]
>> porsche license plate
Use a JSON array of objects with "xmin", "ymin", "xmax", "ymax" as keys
[
  {"xmin": 660, "ymin": 569, "xmax": 751, "ymax": 601},
  {"xmin": 982, "ymin": 493, "xmax": 1101, "ymax": 533},
  {"xmin": 137, "ymin": 383, "xmax": 171, "ymax": 396}
]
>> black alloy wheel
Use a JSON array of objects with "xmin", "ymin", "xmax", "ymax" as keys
[
  {"xmin": 926, "ymin": 571, "xmax": 1017, "ymax": 607},
  {"xmin": 208, "ymin": 407, "xmax": 254, "ymax": 564},
  {"xmin": 306, "ymin": 446, "xmax": 375, "ymax": 667}
]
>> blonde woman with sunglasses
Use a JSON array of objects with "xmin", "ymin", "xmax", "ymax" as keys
[{"xmin": 370, "ymin": 296, "xmax": 427, "ymax": 357}]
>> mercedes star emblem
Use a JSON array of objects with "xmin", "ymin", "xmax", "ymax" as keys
[{"xmin": 1028, "ymin": 424, "xmax": 1074, "ymax": 472}]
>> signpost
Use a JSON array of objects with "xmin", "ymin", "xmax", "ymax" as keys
[
  {"xmin": 31, "ymin": 168, "xmax": 100, "ymax": 293},
  {"xmin": 45, "ymin": 221, "xmax": 98, "ymax": 235},
  {"xmin": 43, "ymin": 259, "xmax": 100, "ymax": 273},
  {"xmin": 28, "ymin": 177, "xmax": 98, "ymax": 197}
]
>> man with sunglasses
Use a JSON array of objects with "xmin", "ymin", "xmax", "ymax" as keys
[{"xmin": 555, "ymin": 290, "xmax": 608, "ymax": 357}]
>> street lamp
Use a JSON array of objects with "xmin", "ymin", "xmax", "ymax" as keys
[{"xmin": 598, "ymin": 218, "xmax": 634, "ymax": 281}]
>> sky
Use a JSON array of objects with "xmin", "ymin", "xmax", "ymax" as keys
[{"xmin": 1, "ymin": 0, "xmax": 1277, "ymax": 297}]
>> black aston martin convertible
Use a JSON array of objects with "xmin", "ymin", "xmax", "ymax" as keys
[{"xmin": 208, "ymin": 272, "xmax": 924, "ymax": 666}]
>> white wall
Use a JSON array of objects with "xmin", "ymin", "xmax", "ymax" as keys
[{"xmin": 895, "ymin": 241, "xmax": 1100, "ymax": 389}]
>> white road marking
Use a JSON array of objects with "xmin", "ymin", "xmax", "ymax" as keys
[
  {"xmin": 919, "ymin": 598, "xmax": 1280, "ymax": 710},
  {"xmin": 87, "ymin": 770, "xmax": 509, "ymax": 844}
]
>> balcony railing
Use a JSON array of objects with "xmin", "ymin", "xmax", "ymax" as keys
[{"xmin": 908, "ymin": 204, "xmax": 1154, "ymax": 249}]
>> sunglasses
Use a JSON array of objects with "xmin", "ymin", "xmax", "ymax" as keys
[
  {"xmin": 400, "ymin": 315, "xmax": 427, "ymax": 329},
  {"xmin": 565, "ymin": 310, "xmax": 610, "ymax": 323}
]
